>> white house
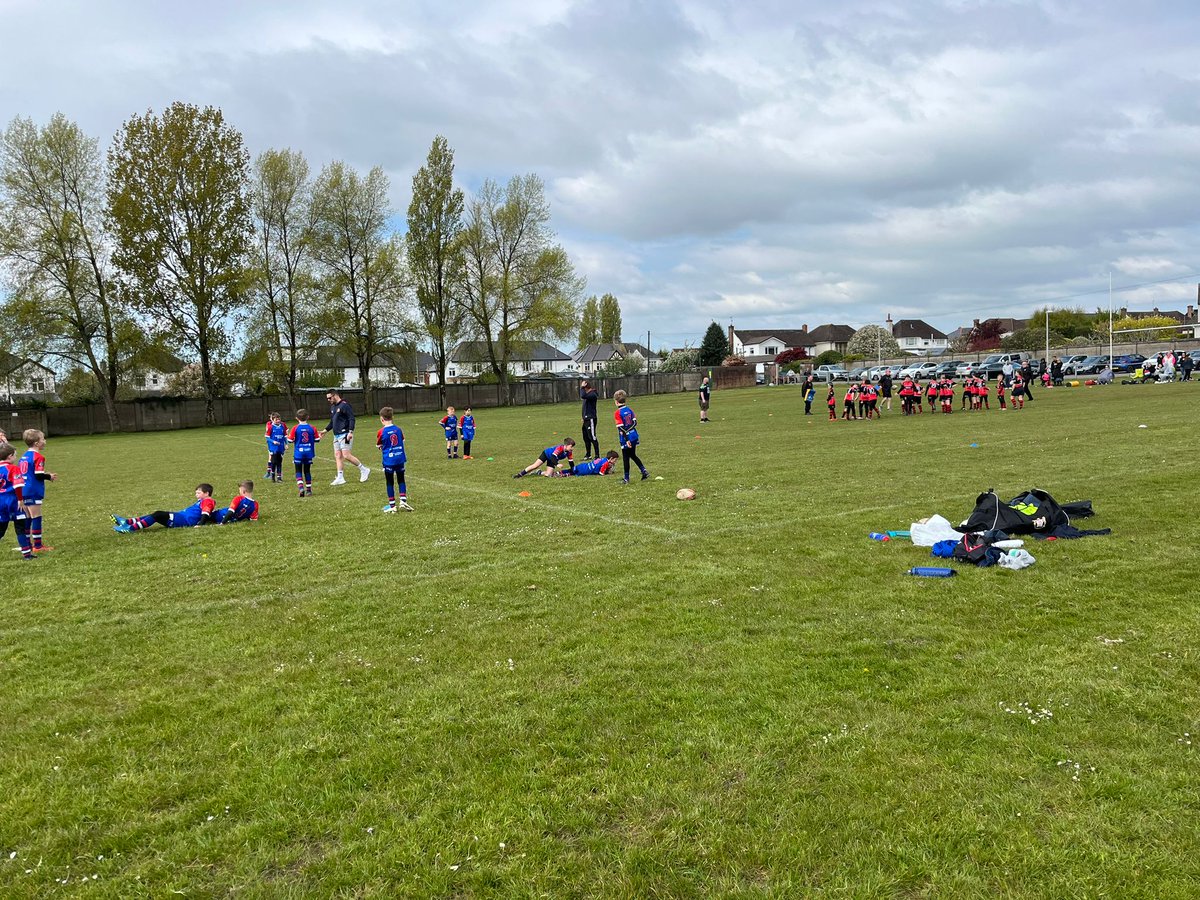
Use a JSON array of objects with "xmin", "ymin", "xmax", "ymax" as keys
[
  {"xmin": 446, "ymin": 340, "xmax": 574, "ymax": 380},
  {"xmin": 127, "ymin": 350, "xmax": 186, "ymax": 394},
  {"xmin": 571, "ymin": 342, "xmax": 663, "ymax": 374},
  {"xmin": 728, "ymin": 327, "xmax": 816, "ymax": 360},
  {"xmin": 300, "ymin": 348, "xmax": 424, "ymax": 388},
  {"xmin": 891, "ymin": 318, "xmax": 949, "ymax": 354},
  {"xmin": 0, "ymin": 352, "xmax": 56, "ymax": 402}
]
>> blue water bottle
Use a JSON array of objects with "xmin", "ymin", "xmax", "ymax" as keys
[
  {"xmin": 908, "ymin": 566, "xmax": 956, "ymax": 577},
  {"xmin": 869, "ymin": 532, "xmax": 890, "ymax": 541}
]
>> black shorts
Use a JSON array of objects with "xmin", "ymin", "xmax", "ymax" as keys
[{"xmin": 538, "ymin": 451, "xmax": 558, "ymax": 465}]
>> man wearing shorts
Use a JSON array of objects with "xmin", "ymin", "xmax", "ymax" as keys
[
  {"xmin": 322, "ymin": 390, "xmax": 370, "ymax": 485},
  {"xmin": 698, "ymin": 375, "xmax": 711, "ymax": 423}
]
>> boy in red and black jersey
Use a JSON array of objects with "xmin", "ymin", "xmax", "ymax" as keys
[{"xmin": 826, "ymin": 385, "xmax": 837, "ymax": 420}]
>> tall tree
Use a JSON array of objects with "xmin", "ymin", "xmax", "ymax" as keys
[
  {"xmin": 407, "ymin": 135, "xmax": 465, "ymax": 402},
  {"xmin": 846, "ymin": 324, "xmax": 900, "ymax": 359},
  {"xmin": 457, "ymin": 174, "xmax": 582, "ymax": 404},
  {"xmin": 697, "ymin": 321, "xmax": 729, "ymax": 366},
  {"xmin": 107, "ymin": 102, "xmax": 252, "ymax": 424},
  {"xmin": 309, "ymin": 161, "xmax": 409, "ymax": 411},
  {"xmin": 0, "ymin": 113, "xmax": 135, "ymax": 430},
  {"xmin": 966, "ymin": 318, "xmax": 1004, "ymax": 351},
  {"xmin": 577, "ymin": 295, "xmax": 599, "ymax": 347},
  {"xmin": 598, "ymin": 292, "xmax": 622, "ymax": 343},
  {"xmin": 250, "ymin": 147, "xmax": 317, "ymax": 404}
]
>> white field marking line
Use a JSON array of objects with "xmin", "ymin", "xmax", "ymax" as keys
[
  {"xmin": 418, "ymin": 475, "xmax": 688, "ymax": 539},
  {"xmin": 222, "ymin": 431, "xmax": 688, "ymax": 539},
  {"xmin": 1, "ymin": 548, "xmax": 599, "ymax": 636}
]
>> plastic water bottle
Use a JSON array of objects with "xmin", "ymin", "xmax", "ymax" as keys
[
  {"xmin": 869, "ymin": 532, "xmax": 890, "ymax": 541},
  {"xmin": 908, "ymin": 566, "xmax": 956, "ymax": 577},
  {"xmin": 886, "ymin": 530, "xmax": 911, "ymax": 539}
]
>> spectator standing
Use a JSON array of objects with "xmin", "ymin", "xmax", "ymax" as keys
[
  {"xmin": 1050, "ymin": 357, "xmax": 1063, "ymax": 386},
  {"xmin": 322, "ymin": 390, "xmax": 370, "ymax": 485},
  {"xmin": 698, "ymin": 376, "xmax": 711, "ymax": 423},
  {"xmin": 879, "ymin": 370, "xmax": 893, "ymax": 412},
  {"xmin": 1001, "ymin": 360, "xmax": 1014, "ymax": 387},
  {"xmin": 1180, "ymin": 352, "xmax": 1194, "ymax": 382}
]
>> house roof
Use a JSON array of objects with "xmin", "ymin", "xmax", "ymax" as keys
[
  {"xmin": 571, "ymin": 342, "xmax": 658, "ymax": 365},
  {"xmin": 452, "ymin": 340, "xmax": 571, "ymax": 363},
  {"xmin": 806, "ymin": 324, "xmax": 857, "ymax": 344},
  {"xmin": 733, "ymin": 329, "xmax": 816, "ymax": 348},
  {"xmin": 1117, "ymin": 307, "xmax": 1195, "ymax": 324},
  {"xmin": 0, "ymin": 351, "xmax": 54, "ymax": 378},
  {"xmin": 892, "ymin": 319, "xmax": 947, "ymax": 340},
  {"xmin": 306, "ymin": 347, "xmax": 425, "ymax": 370},
  {"xmin": 133, "ymin": 348, "xmax": 187, "ymax": 374}
]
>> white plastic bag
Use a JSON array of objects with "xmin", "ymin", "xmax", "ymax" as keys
[{"xmin": 910, "ymin": 515, "xmax": 964, "ymax": 547}]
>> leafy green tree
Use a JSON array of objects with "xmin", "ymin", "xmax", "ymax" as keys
[
  {"xmin": 457, "ymin": 174, "xmax": 583, "ymax": 404},
  {"xmin": 598, "ymin": 293, "xmax": 621, "ymax": 343},
  {"xmin": 250, "ymin": 147, "xmax": 318, "ymax": 404},
  {"xmin": 659, "ymin": 348, "xmax": 697, "ymax": 373},
  {"xmin": 696, "ymin": 322, "xmax": 729, "ymax": 367},
  {"xmin": 578, "ymin": 296, "xmax": 599, "ymax": 347},
  {"xmin": 1002, "ymin": 327, "xmax": 1066, "ymax": 351},
  {"xmin": 407, "ymin": 135, "xmax": 465, "ymax": 403},
  {"xmin": 846, "ymin": 324, "xmax": 900, "ymax": 359},
  {"xmin": 56, "ymin": 367, "xmax": 103, "ymax": 405},
  {"xmin": 107, "ymin": 102, "xmax": 252, "ymax": 424},
  {"xmin": 0, "ymin": 113, "xmax": 136, "ymax": 431},
  {"xmin": 1026, "ymin": 306, "xmax": 1102, "ymax": 340},
  {"xmin": 813, "ymin": 349, "xmax": 843, "ymax": 367},
  {"xmin": 1109, "ymin": 314, "xmax": 1180, "ymax": 342},
  {"xmin": 309, "ymin": 161, "xmax": 410, "ymax": 411}
]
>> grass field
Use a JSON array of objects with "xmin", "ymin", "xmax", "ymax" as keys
[{"xmin": 2, "ymin": 382, "xmax": 1198, "ymax": 897}]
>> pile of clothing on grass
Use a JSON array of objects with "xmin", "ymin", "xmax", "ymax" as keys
[{"xmin": 907, "ymin": 488, "xmax": 1111, "ymax": 570}]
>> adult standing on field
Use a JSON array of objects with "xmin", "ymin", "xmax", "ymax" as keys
[
  {"xmin": 579, "ymin": 379, "xmax": 600, "ymax": 459},
  {"xmin": 698, "ymin": 375, "xmax": 711, "ymax": 423},
  {"xmin": 1001, "ymin": 360, "xmax": 1014, "ymax": 388},
  {"xmin": 1020, "ymin": 359, "xmax": 1035, "ymax": 400},
  {"xmin": 322, "ymin": 390, "xmax": 370, "ymax": 485},
  {"xmin": 879, "ymin": 369, "xmax": 893, "ymax": 412}
]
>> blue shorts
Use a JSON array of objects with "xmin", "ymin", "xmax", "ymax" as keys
[
  {"xmin": 0, "ymin": 495, "xmax": 16, "ymax": 523},
  {"xmin": 443, "ymin": 430, "xmax": 457, "ymax": 440}
]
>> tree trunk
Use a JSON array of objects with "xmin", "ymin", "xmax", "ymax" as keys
[{"xmin": 199, "ymin": 344, "xmax": 217, "ymax": 425}]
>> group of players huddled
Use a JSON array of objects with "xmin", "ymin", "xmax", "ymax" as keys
[{"xmin": 821, "ymin": 370, "xmax": 1033, "ymax": 421}]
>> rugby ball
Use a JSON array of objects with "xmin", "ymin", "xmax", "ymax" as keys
[{"xmin": 676, "ymin": 487, "xmax": 697, "ymax": 501}]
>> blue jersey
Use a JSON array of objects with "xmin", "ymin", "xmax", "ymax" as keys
[
  {"xmin": 17, "ymin": 450, "xmax": 46, "ymax": 502},
  {"xmin": 0, "ymin": 462, "xmax": 19, "ymax": 521},
  {"xmin": 216, "ymin": 495, "xmax": 259, "ymax": 524},
  {"xmin": 543, "ymin": 444, "xmax": 573, "ymax": 464},
  {"xmin": 460, "ymin": 415, "xmax": 475, "ymax": 440},
  {"xmin": 570, "ymin": 457, "xmax": 614, "ymax": 476},
  {"xmin": 439, "ymin": 414, "xmax": 458, "ymax": 439},
  {"xmin": 172, "ymin": 497, "xmax": 216, "ymax": 528},
  {"xmin": 376, "ymin": 424, "xmax": 407, "ymax": 467},
  {"xmin": 614, "ymin": 406, "xmax": 639, "ymax": 446},
  {"xmin": 289, "ymin": 423, "xmax": 319, "ymax": 461},
  {"xmin": 265, "ymin": 421, "xmax": 288, "ymax": 453}
]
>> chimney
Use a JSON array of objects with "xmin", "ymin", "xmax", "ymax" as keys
[
  {"xmin": 1188, "ymin": 304, "xmax": 1195, "ymax": 320},
  {"xmin": 973, "ymin": 318, "xmax": 980, "ymax": 327},
  {"xmin": 727, "ymin": 323, "xmax": 735, "ymax": 353},
  {"xmin": 802, "ymin": 323, "xmax": 808, "ymax": 332}
]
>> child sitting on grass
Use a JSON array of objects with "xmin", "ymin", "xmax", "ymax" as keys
[
  {"xmin": 112, "ymin": 484, "xmax": 218, "ymax": 532},
  {"xmin": 217, "ymin": 481, "xmax": 259, "ymax": 524}
]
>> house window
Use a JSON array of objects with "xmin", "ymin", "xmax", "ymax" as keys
[
  {"xmin": 449, "ymin": 369, "xmax": 456, "ymax": 377},
  {"xmin": 151, "ymin": 375, "xmax": 159, "ymax": 386},
  {"xmin": 767, "ymin": 346, "xmax": 779, "ymax": 355},
  {"xmin": 31, "ymin": 378, "xmax": 46, "ymax": 392},
  {"xmin": 522, "ymin": 361, "xmax": 531, "ymax": 373}
]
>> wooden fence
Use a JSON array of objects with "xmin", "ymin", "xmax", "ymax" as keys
[{"xmin": 4, "ymin": 368, "xmax": 754, "ymax": 438}]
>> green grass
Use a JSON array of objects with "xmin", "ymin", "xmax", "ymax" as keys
[{"xmin": 2, "ymin": 383, "xmax": 1198, "ymax": 897}]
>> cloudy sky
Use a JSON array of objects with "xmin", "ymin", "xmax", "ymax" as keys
[{"xmin": 3, "ymin": 0, "xmax": 1199, "ymax": 348}]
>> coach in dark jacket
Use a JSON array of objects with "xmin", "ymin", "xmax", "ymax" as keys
[{"xmin": 579, "ymin": 380, "xmax": 600, "ymax": 459}]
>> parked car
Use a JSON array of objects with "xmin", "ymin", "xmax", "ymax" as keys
[
  {"xmin": 1111, "ymin": 354, "xmax": 1145, "ymax": 373},
  {"xmin": 899, "ymin": 361, "xmax": 939, "ymax": 379},
  {"xmin": 1058, "ymin": 354, "xmax": 1090, "ymax": 373},
  {"xmin": 814, "ymin": 364, "xmax": 850, "ymax": 382},
  {"xmin": 972, "ymin": 352, "xmax": 1031, "ymax": 380},
  {"xmin": 848, "ymin": 366, "xmax": 872, "ymax": 381},
  {"xmin": 1064, "ymin": 355, "xmax": 1103, "ymax": 375},
  {"xmin": 867, "ymin": 365, "xmax": 894, "ymax": 382},
  {"xmin": 934, "ymin": 360, "xmax": 965, "ymax": 377},
  {"xmin": 1067, "ymin": 355, "xmax": 1110, "ymax": 375}
]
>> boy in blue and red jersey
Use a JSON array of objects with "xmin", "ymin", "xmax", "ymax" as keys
[
  {"xmin": 460, "ymin": 407, "xmax": 476, "ymax": 459},
  {"xmin": 613, "ymin": 389, "xmax": 648, "ymax": 483},
  {"xmin": 111, "ymin": 484, "xmax": 218, "ymax": 532},
  {"xmin": 438, "ymin": 406, "xmax": 459, "ymax": 459},
  {"xmin": 288, "ymin": 409, "xmax": 320, "ymax": 497},
  {"xmin": 1, "ymin": 443, "xmax": 34, "ymax": 559},
  {"xmin": 216, "ymin": 481, "xmax": 259, "ymax": 524},
  {"xmin": 18, "ymin": 429, "xmax": 56, "ymax": 553},
  {"xmin": 514, "ymin": 438, "xmax": 576, "ymax": 478},
  {"xmin": 561, "ymin": 450, "xmax": 619, "ymax": 476},
  {"xmin": 376, "ymin": 406, "xmax": 413, "ymax": 513},
  {"xmin": 264, "ymin": 413, "xmax": 288, "ymax": 483}
]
